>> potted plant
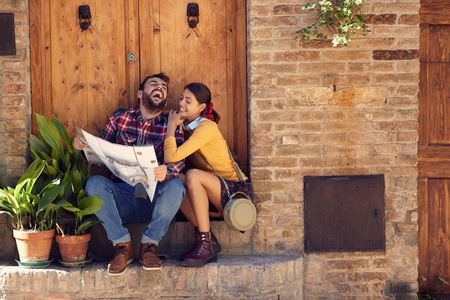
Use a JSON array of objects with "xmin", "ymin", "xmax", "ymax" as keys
[
  {"xmin": 0, "ymin": 158, "xmax": 65, "ymax": 267},
  {"xmin": 29, "ymin": 114, "xmax": 103, "ymax": 266}
]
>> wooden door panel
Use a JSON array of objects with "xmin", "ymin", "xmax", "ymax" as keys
[
  {"xmin": 31, "ymin": 0, "xmax": 135, "ymax": 137},
  {"xmin": 419, "ymin": 4, "xmax": 450, "ymax": 292},
  {"xmin": 139, "ymin": 0, "xmax": 247, "ymax": 168},
  {"xmin": 428, "ymin": 62, "xmax": 450, "ymax": 144},
  {"xmin": 85, "ymin": 0, "xmax": 129, "ymax": 136},
  {"xmin": 422, "ymin": 179, "xmax": 450, "ymax": 293}
]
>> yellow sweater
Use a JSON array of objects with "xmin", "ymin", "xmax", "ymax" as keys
[{"xmin": 164, "ymin": 119, "xmax": 247, "ymax": 182}]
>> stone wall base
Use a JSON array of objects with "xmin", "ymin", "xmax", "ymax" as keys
[{"xmin": 0, "ymin": 255, "xmax": 303, "ymax": 299}]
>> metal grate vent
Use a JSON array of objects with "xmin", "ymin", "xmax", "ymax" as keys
[
  {"xmin": 304, "ymin": 175, "xmax": 385, "ymax": 253},
  {"xmin": 0, "ymin": 13, "xmax": 16, "ymax": 56}
]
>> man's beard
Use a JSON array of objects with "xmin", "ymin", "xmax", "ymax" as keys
[{"xmin": 141, "ymin": 89, "xmax": 167, "ymax": 112}]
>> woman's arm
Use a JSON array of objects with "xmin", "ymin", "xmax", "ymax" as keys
[{"xmin": 164, "ymin": 121, "xmax": 216, "ymax": 162}]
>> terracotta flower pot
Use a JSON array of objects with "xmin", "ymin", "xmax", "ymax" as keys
[
  {"xmin": 13, "ymin": 229, "xmax": 55, "ymax": 263},
  {"xmin": 56, "ymin": 233, "xmax": 91, "ymax": 262}
]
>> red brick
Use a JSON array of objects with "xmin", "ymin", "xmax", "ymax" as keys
[
  {"xmin": 277, "ymin": 216, "xmax": 301, "ymax": 227},
  {"xmin": 277, "ymin": 76, "xmax": 321, "ymax": 86},
  {"xmin": 250, "ymin": 16, "xmax": 297, "ymax": 28},
  {"xmin": 399, "ymin": 14, "xmax": 420, "ymax": 25},
  {"xmin": 2, "ymin": 84, "xmax": 27, "ymax": 94},
  {"xmin": 252, "ymin": 169, "xmax": 273, "ymax": 180},
  {"xmin": 346, "ymin": 38, "xmax": 397, "ymax": 49},
  {"xmin": 298, "ymin": 63, "xmax": 346, "ymax": 74},
  {"xmin": 6, "ymin": 156, "xmax": 26, "ymax": 166},
  {"xmin": 250, "ymin": 123, "xmax": 273, "ymax": 135},
  {"xmin": 250, "ymin": 28, "xmax": 273, "ymax": 39},
  {"xmin": 276, "ymin": 123, "xmax": 323, "ymax": 133},
  {"xmin": 2, "ymin": 61, "xmax": 26, "ymax": 71},
  {"xmin": 273, "ymin": 5, "xmax": 303, "ymax": 15},
  {"xmin": 249, "ymin": 52, "xmax": 271, "ymax": 63},
  {"xmin": 250, "ymin": 146, "xmax": 274, "ymax": 157},
  {"xmin": 250, "ymin": 135, "xmax": 278, "ymax": 146},
  {"xmin": 252, "ymin": 63, "xmax": 297, "ymax": 75},
  {"xmin": 324, "ymin": 75, "xmax": 371, "ymax": 86},
  {"xmin": 1, "ymin": 72, "xmax": 26, "ymax": 82},
  {"xmin": 327, "ymin": 259, "xmax": 371, "ymax": 270},
  {"xmin": 275, "ymin": 169, "xmax": 301, "ymax": 180},
  {"xmin": 1, "ymin": 96, "xmax": 26, "ymax": 106},
  {"xmin": 251, "ymin": 157, "xmax": 299, "ymax": 168},
  {"xmin": 257, "ymin": 112, "xmax": 299, "ymax": 122},
  {"xmin": 372, "ymin": 3, "xmax": 420, "ymax": 14},
  {"xmin": 4, "ymin": 119, "xmax": 26, "ymax": 131},
  {"xmin": 276, "ymin": 145, "xmax": 321, "ymax": 157},
  {"xmin": 366, "ymin": 14, "xmax": 397, "ymax": 25},
  {"xmin": 4, "ymin": 107, "xmax": 28, "ymax": 118},
  {"xmin": 372, "ymin": 74, "xmax": 418, "ymax": 85},
  {"xmin": 373, "ymin": 50, "xmax": 418, "ymax": 61},
  {"xmin": 323, "ymin": 51, "xmax": 372, "ymax": 61},
  {"xmin": 249, "ymin": 6, "xmax": 273, "ymax": 17},
  {"xmin": 274, "ymin": 51, "xmax": 320, "ymax": 62}
]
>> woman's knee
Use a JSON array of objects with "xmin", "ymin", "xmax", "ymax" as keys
[{"xmin": 185, "ymin": 169, "xmax": 202, "ymax": 186}]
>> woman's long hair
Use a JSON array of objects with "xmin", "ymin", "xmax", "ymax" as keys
[{"xmin": 184, "ymin": 83, "xmax": 220, "ymax": 123}]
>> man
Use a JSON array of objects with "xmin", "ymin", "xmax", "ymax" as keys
[{"xmin": 75, "ymin": 73, "xmax": 185, "ymax": 275}]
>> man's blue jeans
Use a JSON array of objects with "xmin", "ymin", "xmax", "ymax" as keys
[{"xmin": 85, "ymin": 175, "xmax": 185, "ymax": 246}]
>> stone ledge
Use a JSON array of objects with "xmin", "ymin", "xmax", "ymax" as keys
[{"xmin": 0, "ymin": 255, "xmax": 303, "ymax": 300}]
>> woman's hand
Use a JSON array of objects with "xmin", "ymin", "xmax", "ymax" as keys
[
  {"xmin": 74, "ymin": 136, "xmax": 87, "ymax": 150},
  {"xmin": 154, "ymin": 165, "xmax": 168, "ymax": 182},
  {"xmin": 167, "ymin": 110, "xmax": 184, "ymax": 135}
]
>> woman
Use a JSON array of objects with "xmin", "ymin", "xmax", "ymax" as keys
[{"xmin": 164, "ymin": 83, "xmax": 253, "ymax": 267}]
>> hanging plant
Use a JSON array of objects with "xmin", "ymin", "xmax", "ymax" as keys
[{"xmin": 296, "ymin": 0, "xmax": 370, "ymax": 47}]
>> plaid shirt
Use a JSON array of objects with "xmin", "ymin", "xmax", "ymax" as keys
[{"xmin": 102, "ymin": 107, "xmax": 185, "ymax": 182}]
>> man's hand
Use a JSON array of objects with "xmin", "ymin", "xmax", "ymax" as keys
[
  {"xmin": 74, "ymin": 136, "xmax": 87, "ymax": 150},
  {"xmin": 154, "ymin": 165, "xmax": 168, "ymax": 182}
]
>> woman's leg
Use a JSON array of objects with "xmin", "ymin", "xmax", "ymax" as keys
[{"xmin": 185, "ymin": 169, "xmax": 222, "ymax": 233}]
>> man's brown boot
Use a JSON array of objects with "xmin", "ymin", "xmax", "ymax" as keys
[
  {"xmin": 108, "ymin": 241, "xmax": 133, "ymax": 275},
  {"xmin": 139, "ymin": 243, "xmax": 162, "ymax": 270}
]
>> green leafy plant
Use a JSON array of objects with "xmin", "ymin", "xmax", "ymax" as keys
[
  {"xmin": 296, "ymin": 0, "xmax": 370, "ymax": 46},
  {"xmin": 0, "ymin": 158, "xmax": 64, "ymax": 231},
  {"xmin": 29, "ymin": 114, "xmax": 103, "ymax": 235},
  {"xmin": 418, "ymin": 276, "xmax": 449, "ymax": 300}
]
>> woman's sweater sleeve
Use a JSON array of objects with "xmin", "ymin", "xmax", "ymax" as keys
[{"xmin": 164, "ymin": 122, "xmax": 215, "ymax": 163}]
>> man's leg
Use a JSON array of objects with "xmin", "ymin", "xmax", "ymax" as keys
[
  {"xmin": 85, "ymin": 175, "xmax": 137, "ymax": 275},
  {"xmin": 139, "ymin": 177, "xmax": 184, "ymax": 269}
]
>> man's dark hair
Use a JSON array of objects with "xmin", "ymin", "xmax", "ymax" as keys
[{"xmin": 139, "ymin": 73, "xmax": 170, "ymax": 91}]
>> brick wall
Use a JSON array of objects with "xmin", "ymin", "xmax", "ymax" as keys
[
  {"xmin": 0, "ymin": 0, "xmax": 31, "ymax": 187},
  {"xmin": 248, "ymin": 0, "xmax": 419, "ymax": 298}
]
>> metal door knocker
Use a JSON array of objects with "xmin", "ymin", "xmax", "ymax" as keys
[
  {"xmin": 79, "ymin": 5, "xmax": 91, "ymax": 31},
  {"xmin": 187, "ymin": 3, "xmax": 199, "ymax": 28}
]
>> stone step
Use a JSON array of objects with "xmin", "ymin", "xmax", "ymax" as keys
[{"xmin": 0, "ymin": 255, "xmax": 303, "ymax": 299}]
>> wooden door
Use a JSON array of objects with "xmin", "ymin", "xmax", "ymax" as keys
[
  {"xmin": 418, "ymin": 0, "xmax": 450, "ymax": 292},
  {"xmin": 30, "ymin": 0, "xmax": 247, "ymax": 168}
]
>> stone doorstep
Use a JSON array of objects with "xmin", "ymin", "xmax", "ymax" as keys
[{"xmin": 0, "ymin": 255, "xmax": 303, "ymax": 300}]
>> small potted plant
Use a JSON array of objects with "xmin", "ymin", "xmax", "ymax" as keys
[
  {"xmin": 29, "ymin": 114, "xmax": 103, "ymax": 267},
  {"xmin": 0, "ymin": 158, "xmax": 65, "ymax": 267}
]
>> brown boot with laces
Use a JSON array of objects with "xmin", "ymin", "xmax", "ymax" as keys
[
  {"xmin": 108, "ymin": 241, "xmax": 133, "ymax": 275},
  {"xmin": 181, "ymin": 227, "xmax": 221, "ymax": 261},
  {"xmin": 139, "ymin": 243, "xmax": 162, "ymax": 270},
  {"xmin": 182, "ymin": 231, "xmax": 217, "ymax": 267}
]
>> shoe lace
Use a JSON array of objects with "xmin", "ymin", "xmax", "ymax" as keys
[
  {"xmin": 115, "ymin": 245, "xmax": 128, "ymax": 257},
  {"xmin": 143, "ymin": 244, "xmax": 156, "ymax": 255}
]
